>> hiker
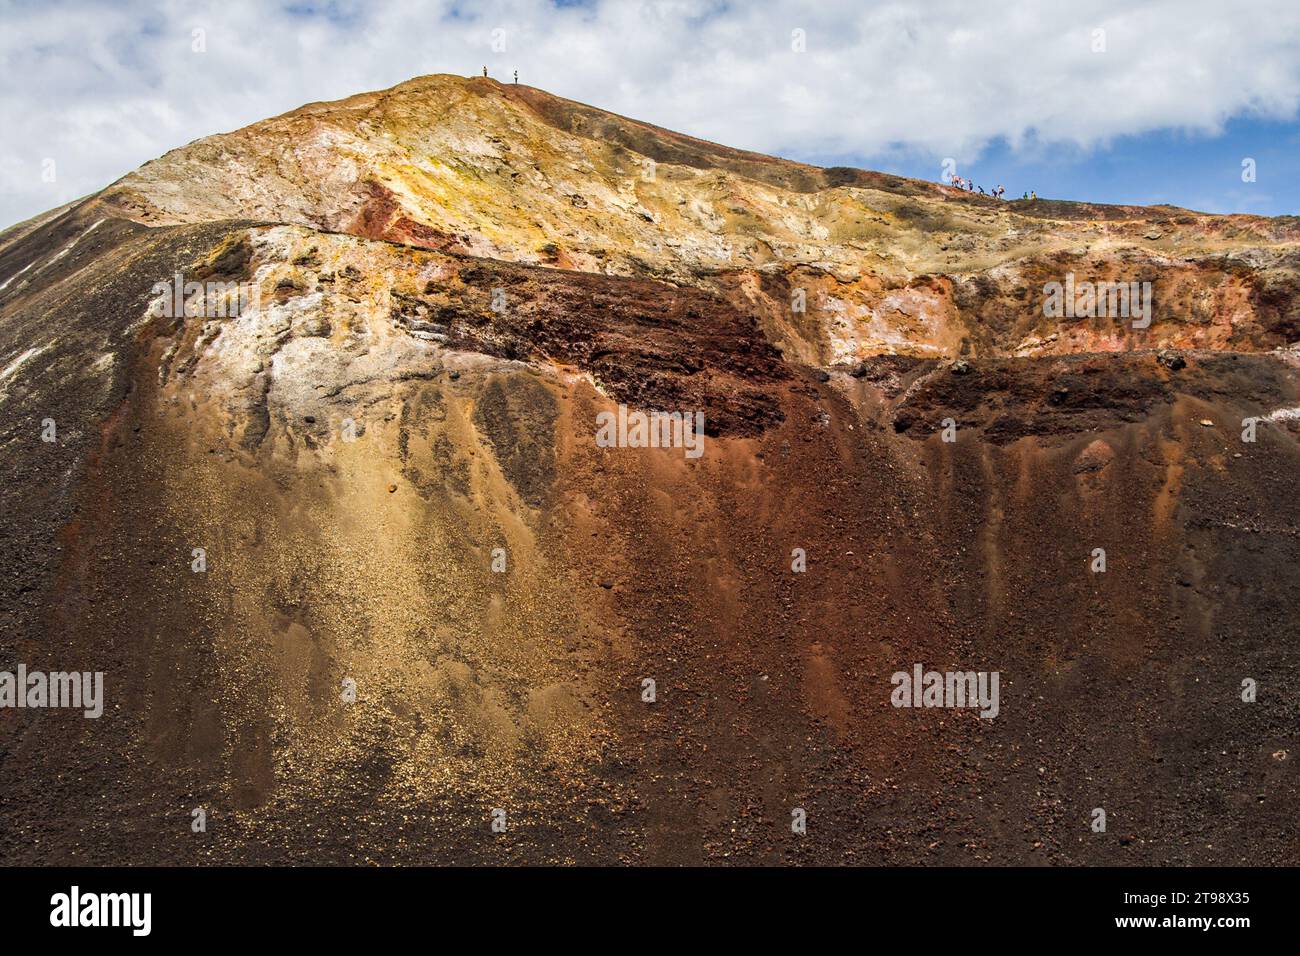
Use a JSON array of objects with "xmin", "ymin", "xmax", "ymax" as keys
[
  {"xmin": 978, "ymin": 186, "xmax": 985, "ymax": 195},
  {"xmin": 482, "ymin": 66, "xmax": 487, "ymax": 77},
  {"xmin": 514, "ymin": 70, "xmax": 518, "ymax": 84},
  {"xmin": 1031, "ymin": 191, "xmax": 1036, "ymax": 200}
]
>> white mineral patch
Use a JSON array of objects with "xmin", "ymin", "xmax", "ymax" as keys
[
  {"xmin": 0, "ymin": 345, "xmax": 46, "ymax": 384},
  {"xmin": 0, "ymin": 260, "xmax": 35, "ymax": 292},
  {"xmin": 35, "ymin": 218, "xmax": 104, "ymax": 274}
]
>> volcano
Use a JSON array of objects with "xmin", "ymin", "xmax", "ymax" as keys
[{"xmin": 0, "ymin": 74, "xmax": 1296, "ymax": 865}]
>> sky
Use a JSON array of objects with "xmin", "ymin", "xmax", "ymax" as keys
[{"xmin": 1, "ymin": 0, "xmax": 1298, "ymax": 230}]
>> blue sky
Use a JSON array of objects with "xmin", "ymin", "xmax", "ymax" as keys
[
  {"xmin": 806, "ymin": 117, "xmax": 1300, "ymax": 215},
  {"xmin": 2, "ymin": 0, "xmax": 1298, "ymax": 228}
]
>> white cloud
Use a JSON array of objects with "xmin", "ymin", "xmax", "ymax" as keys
[{"xmin": 2, "ymin": 0, "xmax": 1298, "ymax": 228}]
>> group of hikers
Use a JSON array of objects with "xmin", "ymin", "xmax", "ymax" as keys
[{"xmin": 949, "ymin": 175, "xmax": 1035, "ymax": 201}]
